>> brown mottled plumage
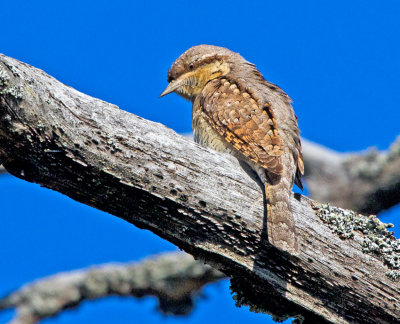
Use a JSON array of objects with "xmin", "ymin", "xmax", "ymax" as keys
[{"xmin": 161, "ymin": 45, "xmax": 304, "ymax": 254}]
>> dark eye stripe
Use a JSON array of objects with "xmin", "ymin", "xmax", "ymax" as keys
[{"xmin": 166, "ymin": 54, "xmax": 228, "ymax": 83}]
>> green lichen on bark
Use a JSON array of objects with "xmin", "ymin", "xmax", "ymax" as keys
[
  {"xmin": 344, "ymin": 137, "xmax": 400, "ymax": 181},
  {"xmin": 313, "ymin": 203, "xmax": 400, "ymax": 280},
  {"xmin": 0, "ymin": 67, "xmax": 10, "ymax": 86},
  {"xmin": 346, "ymin": 148, "xmax": 386, "ymax": 179},
  {"xmin": 388, "ymin": 136, "xmax": 400, "ymax": 159},
  {"xmin": 0, "ymin": 66, "xmax": 22, "ymax": 100}
]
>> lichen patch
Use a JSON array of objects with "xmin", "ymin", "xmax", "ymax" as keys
[
  {"xmin": 312, "ymin": 203, "xmax": 400, "ymax": 280},
  {"xmin": 0, "ymin": 66, "xmax": 22, "ymax": 100}
]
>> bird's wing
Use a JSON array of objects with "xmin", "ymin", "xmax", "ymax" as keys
[
  {"xmin": 293, "ymin": 114, "xmax": 304, "ymax": 190},
  {"xmin": 199, "ymin": 77, "xmax": 284, "ymax": 175},
  {"xmin": 295, "ymin": 142, "xmax": 304, "ymax": 190}
]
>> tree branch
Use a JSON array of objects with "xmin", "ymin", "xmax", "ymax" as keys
[
  {"xmin": 0, "ymin": 252, "xmax": 223, "ymax": 324},
  {"xmin": 0, "ymin": 54, "xmax": 399, "ymax": 324},
  {"xmin": 302, "ymin": 138, "xmax": 400, "ymax": 214},
  {"xmin": 3, "ymin": 126, "xmax": 400, "ymax": 216}
]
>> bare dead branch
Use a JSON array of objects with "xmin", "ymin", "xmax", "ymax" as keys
[
  {"xmin": 302, "ymin": 138, "xmax": 400, "ymax": 214},
  {"xmin": 0, "ymin": 252, "xmax": 224, "ymax": 324},
  {"xmin": 0, "ymin": 54, "xmax": 399, "ymax": 324}
]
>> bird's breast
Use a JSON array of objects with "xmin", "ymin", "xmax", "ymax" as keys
[{"xmin": 192, "ymin": 101, "xmax": 236, "ymax": 154}]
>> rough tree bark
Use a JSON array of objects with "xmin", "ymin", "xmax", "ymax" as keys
[
  {"xmin": 4, "ymin": 134, "xmax": 400, "ymax": 214},
  {"xmin": 2, "ymin": 137, "xmax": 400, "ymax": 324},
  {"xmin": 0, "ymin": 54, "xmax": 399, "ymax": 324}
]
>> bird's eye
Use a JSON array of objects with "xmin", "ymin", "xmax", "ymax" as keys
[{"xmin": 189, "ymin": 63, "xmax": 194, "ymax": 70}]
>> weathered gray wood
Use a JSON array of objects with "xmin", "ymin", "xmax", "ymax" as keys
[
  {"xmin": 303, "ymin": 138, "xmax": 400, "ymax": 214},
  {"xmin": 0, "ymin": 54, "xmax": 399, "ymax": 324}
]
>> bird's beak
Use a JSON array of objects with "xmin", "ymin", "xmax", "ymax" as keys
[{"xmin": 159, "ymin": 78, "xmax": 186, "ymax": 97}]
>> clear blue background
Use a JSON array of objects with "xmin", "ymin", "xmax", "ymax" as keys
[{"xmin": 0, "ymin": 1, "xmax": 399, "ymax": 323}]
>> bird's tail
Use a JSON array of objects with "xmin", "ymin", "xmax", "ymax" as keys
[{"xmin": 265, "ymin": 182, "xmax": 298, "ymax": 255}]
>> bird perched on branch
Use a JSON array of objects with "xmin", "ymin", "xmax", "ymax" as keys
[{"xmin": 160, "ymin": 45, "xmax": 304, "ymax": 254}]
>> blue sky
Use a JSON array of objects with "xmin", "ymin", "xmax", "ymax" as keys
[{"xmin": 0, "ymin": 1, "xmax": 399, "ymax": 323}]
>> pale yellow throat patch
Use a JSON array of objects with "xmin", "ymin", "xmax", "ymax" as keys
[{"xmin": 176, "ymin": 61, "xmax": 230, "ymax": 101}]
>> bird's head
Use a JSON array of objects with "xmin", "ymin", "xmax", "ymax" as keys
[{"xmin": 160, "ymin": 45, "xmax": 239, "ymax": 102}]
